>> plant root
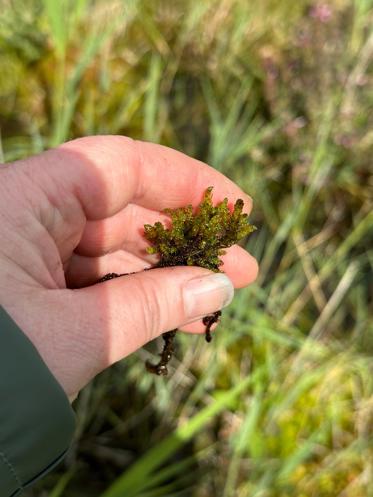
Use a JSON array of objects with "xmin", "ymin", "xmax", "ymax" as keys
[
  {"xmin": 145, "ymin": 310, "xmax": 222, "ymax": 376},
  {"xmin": 97, "ymin": 272, "xmax": 123, "ymax": 282},
  {"xmin": 145, "ymin": 329, "xmax": 177, "ymax": 376},
  {"xmin": 203, "ymin": 310, "xmax": 222, "ymax": 342}
]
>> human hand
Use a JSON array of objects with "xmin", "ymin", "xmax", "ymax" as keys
[{"xmin": 0, "ymin": 136, "xmax": 258, "ymax": 400}]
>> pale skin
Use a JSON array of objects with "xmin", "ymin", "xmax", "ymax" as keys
[{"xmin": 0, "ymin": 136, "xmax": 258, "ymax": 401}]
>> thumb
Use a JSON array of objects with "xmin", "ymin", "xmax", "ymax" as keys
[{"xmin": 71, "ymin": 266, "xmax": 234, "ymax": 368}]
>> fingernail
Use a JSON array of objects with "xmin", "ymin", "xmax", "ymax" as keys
[{"xmin": 183, "ymin": 273, "xmax": 234, "ymax": 320}]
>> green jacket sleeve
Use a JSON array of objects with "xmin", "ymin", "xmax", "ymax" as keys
[{"xmin": 0, "ymin": 306, "xmax": 76, "ymax": 496}]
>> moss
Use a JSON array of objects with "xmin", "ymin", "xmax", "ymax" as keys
[
  {"xmin": 99, "ymin": 187, "xmax": 256, "ymax": 375},
  {"xmin": 144, "ymin": 186, "xmax": 256, "ymax": 271},
  {"xmin": 143, "ymin": 186, "xmax": 256, "ymax": 375}
]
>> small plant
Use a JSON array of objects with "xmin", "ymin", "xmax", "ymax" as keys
[
  {"xmin": 144, "ymin": 186, "xmax": 255, "ymax": 271},
  {"xmin": 99, "ymin": 187, "xmax": 256, "ymax": 375}
]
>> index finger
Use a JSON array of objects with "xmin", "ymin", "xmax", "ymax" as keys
[{"xmin": 51, "ymin": 136, "xmax": 253, "ymax": 220}]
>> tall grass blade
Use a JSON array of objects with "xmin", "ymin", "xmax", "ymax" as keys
[{"xmin": 101, "ymin": 372, "xmax": 257, "ymax": 497}]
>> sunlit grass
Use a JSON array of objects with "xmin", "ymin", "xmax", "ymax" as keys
[{"xmin": 1, "ymin": 0, "xmax": 372, "ymax": 496}]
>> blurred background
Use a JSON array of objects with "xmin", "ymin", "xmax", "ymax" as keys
[{"xmin": 1, "ymin": 0, "xmax": 372, "ymax": 496}]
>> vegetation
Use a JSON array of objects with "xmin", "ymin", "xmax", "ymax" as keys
[
  {"xmin": 144, "ymin": 187, "xmax": 256, "ymax": 271},
  {"xmin": 144, "ymin": 186, "xmax": 256, "ymax": 373},
  {"xmin": 1, "ymin": 0, "xmax": 372, "ymax": 496}
]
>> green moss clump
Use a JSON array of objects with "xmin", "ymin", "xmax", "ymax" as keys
[
  {"xmin": 143, "ymin": 186, "xmax": 256, "ymax": 376},
  {"xmin": 144, "ymin": 186, "xmax": 256, "ymax": 272}
]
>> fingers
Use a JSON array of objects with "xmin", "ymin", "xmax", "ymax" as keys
[
  {"xmin": 66, "ymin": 244, "xmax": 258, "ymax": 290},
  {"xmin": 11, "ymin": 265, "xmax": 236, "ymax": 397},
  {"xmin": 65, "ymin": 250, "xmax": 150, "ymax": 288},
  {"xmin": 76, "ymin": 203, "xmax": 169, "ymax": 259},
  {"xmin": 43, "ymin": 135, "xmax": 252, "ymax": 220},
  {"xmin": 219, "ymin": 245, "xmax": 259, "ymax": 288},
  {"xmin": 179, "ymin": 318, "xmax": 219, "ymax": 335},
  {"xmin": 132, "ymin": 140, "xmax": 253, "ymax": 214},
  {"xmin": 179, "ymin": 246, "xmax": 259, "ymax": 334},
  {"xmin": 70, "ymin": 266, "xmax": 235, "ymax": 368}
]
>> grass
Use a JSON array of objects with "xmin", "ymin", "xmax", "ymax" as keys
[{"xmin": 0, "ymin": 0, "xmax": 372, "ymax": 496}]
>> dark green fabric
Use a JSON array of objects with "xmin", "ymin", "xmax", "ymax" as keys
[{"xmin": 0, "ymin": 306, "xmax": 76, "ymax": 496}]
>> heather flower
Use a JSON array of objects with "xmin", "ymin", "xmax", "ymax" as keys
[{"xmin": 309, "ymin": 3, "xmax": 333, "ymax": 23}]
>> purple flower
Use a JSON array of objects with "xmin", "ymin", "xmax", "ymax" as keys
[{"xmin": 309, "ymin": 3, "xmax": 333, "ymax": 23}]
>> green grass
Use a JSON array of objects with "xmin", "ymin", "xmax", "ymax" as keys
[{"xmin": 1, "ymin": 0, "xmax": 372, "ymax": 496}]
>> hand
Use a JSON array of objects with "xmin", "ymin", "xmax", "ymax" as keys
[{"xmin": 0, "ymin": 136, "xmax": 258, "ymax": 400}]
